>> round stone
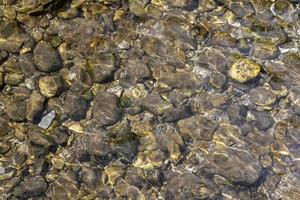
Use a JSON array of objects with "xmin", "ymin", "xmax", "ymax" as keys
[
  {"xmin": 229, "ymin": 58, "xmax": 261, "ymax": 83},
  {"xmin": 249, "ymin": 87, "xmax": 277, "ymax": 106},
  {"xmin": 34, "ymin": 42, "xmax": 62, "ymax": 72}
]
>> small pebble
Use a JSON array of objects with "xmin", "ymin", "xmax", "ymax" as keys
[{"xmin": 38, "ymin": 111, "xmax": 56, "ymax": 129}]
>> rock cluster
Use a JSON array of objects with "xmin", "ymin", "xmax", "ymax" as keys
[{"xmin": 0, "ymin": 0, "xmax": 299, "ymax": 199}]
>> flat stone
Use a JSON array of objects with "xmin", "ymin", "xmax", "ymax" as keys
[
  {"xmin": 28, "ymin": 129, "xmax": 54, "ymax": 148},
  {"xmin": 229, "ymin": 58, "xmax": 261, "ymax": 83},
  {"xmin": 253, "ymin": 111, "xmax": 275, "ymax": 131},
  {"xmin": 249, "ymin": 86, "xmax": 277, "ymax": 106},
  {"xmin": 4, "ymin": 73, "xmax": 24, "ymax": 86},
  {"xmin": 51, "ymin": 157, "xmax": 65, "ymax": 170},
  {"xmin": 163, "ymin": 16, "xmax": 197, "ymax": 50},
  {"xmin": 0, "ymin": 20, "xmax": 28, "ymax": 53},
  {"xmin": 80, "ymin": 167, "xmax": 101, "ymax": 189},
  {"xmin": 164, "ymin": 173, "xmax": 220, "ymax": 199},
  {"xmin": 158, "ymin": 71, "xmax": 202, "ymax": 90},
  {"xmin": 63, "ymin": 92, "xmax": 88, "ymax": 121},
  {"xmin": 13, "ymin": 176, "xmax": 47, "ymax": 199},
  {"xmin": 92, "ymin": 92, "xmax": 121, "ymax": 126},
  {"xmin": 4, "ymin": 99, "xmax": 26, "ymax": 122},
  {"xmin": 128, "ymin": 0, "xmax": 148, "ymax": 18},
  {"xmin": 212, "ymin": 32, "xmax": 237, "ymax": 48},
  {"xmin": 38, "ymin": 111, "xmax": 56, "ymax": 129},
  {"xmin": 178, "ymin": 115, "xmax": 218, "ymax": 141},
  {"xmin": 253, "ymin": 39, "xmax": 278, "ymax": 59},
  {"xmin": 119, "ymin": 56, "xmax": 150, "ymax": 87},
  {"xmin": 141, "ymin": 92, "xmax": 173, "ymax": 115},
  {"xmin": 209, "ymin": 125, "xmax": 263, "ymax": 184},
  {"xmin": 87, "ymin": 54, "xmax": 117, "ymax": 83}
]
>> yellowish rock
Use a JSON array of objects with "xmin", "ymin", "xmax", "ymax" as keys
[
  {"xmin": 229, "ymin": 58, "xmax": 261, "ymax": 83},
  {"xmin": 113, "ymin": 9, "xmax": 124, "ymax": 21},
  {"xmin": 104, "ymin": 165, "xmax": 125, "ymax": 185},
  {"xmin": 51, "ymin": 157, "xmax": 65, "ymax": 170}
]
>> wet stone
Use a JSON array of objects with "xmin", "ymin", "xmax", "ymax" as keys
[
  {"xmin": 158, "ymin": 71, "xmax": 203, "ymax": 91},
  {"xmin": 51, "ymin": 126, "xmax": 69, "ymax": 146},
  {"xmin": 128, "ymin": 0, "xmax": 148, "ymax": 18},
  {"xmin": 249, "ymin": 86, "xmax": 277, "ymax": 107},
  {"xmin": 68, "ymin": 67, "xmax": 93, "ymax": 93},
  {"xmin": 34, "ymin": 42, "xmax": 62, "ymax": 72},
  {"xmin": 4, "ymin": 73, "xmax": 24, "ymax": 86},
  {"xmin": 92, "ymin": 92, "xmax": 120, "ymax": 126},
  {"xmin": 209, "ymin": 71, "xmax": 227, "ymax": 89},
  {"xmin": 49, "ymin": 171, "xmax": 79, "ymax": 199},
  {"xmin": 228, "ymin": 1, "xmax": 254, "ymax": 18},
  {"xmin": 252, "ymin": 39, "xmax": 278, "ymax": 59},
  {"xmin": 119, "ymin": 56, "xmax": 150, "ymax": 87},
  {"xmin": 28, "ymin": 128, "xmax": 54, "ymax": 148},
  {"xmin": 227, "ymin": 104, "xmax": 248, "ymax": 125},
  {"xmin": 237, "ymin": 38, "xmax": 250, "ymax": 53},
  {"xmin": 80, "ymin": 167, "xmax": 101, "ymax": 189},
  {"xmin": 87, "ymin": 54, "xmax": 117, "ymax": 83},
  {"xmin": 142, "ymin": 92, "xmax": 173, "ymax": 116},
  {"xmin": 178, "ymin": 115, "xmax": 218, "ymax": 141},
  {"xmin": 50, "ymin": 157, "xmax": 64, "ymax": 170},
  {"xmin": 163, "ymin": 173, "xmax": 220, "ymax": 199},
  {"xmin": 211, "ymin": 32, "xmax": 237, "ymax": 48},
  {"xmin": 0, "ymin": 20, "xmax": 28, "ymax": 53},
  {"xmin": 38, "ymin": 111, "xmax": 56, "ymax": 129},
  {"xmin": 13, "ymin": 176, "xmax": 47, "ymax": 199},
  {"xmin": 163, "ymin": 16, "xmax": 197, "ymax": 50},
  {"xmin": 0, "ymin": 117, "xmax": 11, "ymax": 136},
  {"xmin": 104, "ymin": 165, "xmax": 125, "ymax": 185},
  {"xmin": 63, "ymin": 92, "xmax": 88, "ymax": 121},
  {"xmin": 26, "ymin": 91, "xmax": 46, "ymax": 123},
  {"xmin": 209, "ymin": 124, "xmax": 263, "ymax": 184},
  {"xmin": 0, "ymin": 0, "xmax": 299, "ymax": 199},
  {"xmin": 253, "ymin": 110, "xmax": 275, "ymax": 131},
  {"xmin": 273, "ymin": 0, "xmax": 290, "ymax": 15},
  {"xmin": 0, "ymin": 72, "xmax": 3, "ymax": 88},
  {"xmin": 4, "ymin": 99, "xmax": 26, "ymax": 122},
  {"xmin": 229, "ymin": 58, "xmax": 261, "ymax": 83},
  {"xmin": 38, "ymin": 75, "xmax": 64, "ymax": 98},
  {"xmin": 0, "ymin": 141, "xmax": 11, "ymax": 154}
]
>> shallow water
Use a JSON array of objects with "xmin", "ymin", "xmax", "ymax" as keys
[{"xmin": 0, "ymin": 0, "xmax": 300, "ymax": 199}]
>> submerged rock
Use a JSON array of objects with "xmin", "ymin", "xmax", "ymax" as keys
[
  {"xmin": 0, "ymin": 20, "xmax": 28, "ymax": 53},
  {"xmin": 178, "ymin": 115, "xmax": 218, "ymax": 141},
  {"xmin": 209, "ymin": 125, "xmax": 263, "ymax": 184},
  {"xmin": 249, "ymin": 86, "xmax": 277, "ymax": 107},
  {"xmin": 0, "ymin": 117, "xmax": 11, "ymax": 136},
  {"xmin": 63, "ymin": 92, "xmax": 88, "ymax": 121},
  {"xmin": 26, "ymin": 91, "xmax": 46, "ymax": 123},
  {"xmin": 13, "ymin": 176, "xmax": 47, "ymax": 198},
  {"xmin": 34, "ymin": 42, "xmax": 62, "ymax": 72},
  {"xmin": 92, "ymin": 92, "xmax": 121, "ymax": 126},
  {"xmin": 87, "ymin": 54, "xmax": 117, "ymax": 83},
  {"xmin": 0, "ymin": 0, "xmax": 299, "ymax": 199},
  {"xmin": 38, "ymin": 111, "xmax": 56, "ymax": 129},
  {"xmin": 163, "ymin": 173, "xmax": 220, "ymax": 199},
  {"xmin": 142, "ymin": 92, "xmax": 173, "ymax": 115},
  {"xmin": 4, "ymin": 99, "xmax": 26, "ymax": 122},
  {"xmin": 229, "ymin": 58, "xmax": 261, "ymax": 83},
  {"xmin": 38, "ymin": 75, "xmax": 64, "ymax": 98}
]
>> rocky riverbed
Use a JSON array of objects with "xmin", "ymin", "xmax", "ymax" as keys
[{"xmin": 0, "ymin": 0, "xmax": 300, "ymax": 199}]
